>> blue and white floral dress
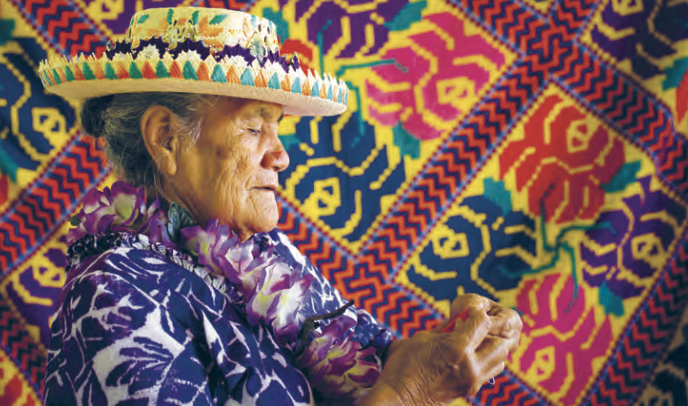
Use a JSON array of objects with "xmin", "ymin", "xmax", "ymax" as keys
[{"xmin": 43, "ymin": 182, "xmax": 393, "ymax": 406}]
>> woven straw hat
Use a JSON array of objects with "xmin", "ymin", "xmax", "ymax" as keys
[{"xmin": 38, "ymin": 7, "xmax": 348, "ymax": 116}]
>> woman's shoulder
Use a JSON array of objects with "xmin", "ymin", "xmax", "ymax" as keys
[
  {"xmin": 65, "ymin": 232, "xmax": 183, "ymax": 283},
  {"xmin": 60, "ymin": 231, "xmax": 233, "ymax": 316}
]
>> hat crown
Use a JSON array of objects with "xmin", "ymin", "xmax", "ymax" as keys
[
  {"xmin": 126, "ymin": 7, "xmax": 280, "ymax": 55},
  {"xmin": 38, "ymin": 6, "xmax": 348, "ymax": 116}
]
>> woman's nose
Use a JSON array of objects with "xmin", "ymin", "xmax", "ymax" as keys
[{"xmin": 263, "ymin": 140, "xmax": 290, "ymax": 172}]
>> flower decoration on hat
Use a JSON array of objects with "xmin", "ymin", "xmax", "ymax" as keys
[
  {"xmin": 161, "ymin": 24, "xmax": 182, "ymax": 49},
  {"xmin": 248, "ymin": 33, "xmax": 268, "ymax": 59},
  {"xmin": 138, "ymin": 44, "xmax": 160, "ymax": 60}
]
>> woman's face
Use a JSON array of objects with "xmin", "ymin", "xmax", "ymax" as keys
[{"xmin": 170, "ymin": 97, "xmax": 288, "ymax": 241}]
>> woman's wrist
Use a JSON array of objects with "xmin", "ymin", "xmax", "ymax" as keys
[
  {"xmin": 357, "ymin": 382, "xmax": 405, "ymax": 406},
  {"xmin": 358, "ymin": 380, "xmax": 444, "ymax": 406}
]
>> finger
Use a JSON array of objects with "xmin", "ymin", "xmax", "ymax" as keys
[
  {"xmin": 450, "ymin": 294, "xmax": 490, "ymax": 318},
  {"xmin": 488, "ymin": 311, "xmax": 510, "ymax": 338},
  {"xmin": 486, "ymin": 298, "xmax": 502, "ymax": 316},
  {"xmin": 475, "ymin": 336, "xmax": 510, "ymax": 374},
  {"xmin": 450, "ymin": 306, "xmax": 491, "ymax": 348},
  {"xmin": 488, "ymin": 308, "xmax": 522, "ymax": 343},
  {"xmin": 491, "ymin": 309, "xmax": 523, "ymax": 354}
]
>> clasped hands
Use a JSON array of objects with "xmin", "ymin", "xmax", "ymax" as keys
[{"xmin": 360, "ymin": 294, "xmax": 523, "ymax": 406}]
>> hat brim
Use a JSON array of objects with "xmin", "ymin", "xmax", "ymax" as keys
[{"xmin": 46, "ymin": 79, "xmax": 347, "ymax": 116}]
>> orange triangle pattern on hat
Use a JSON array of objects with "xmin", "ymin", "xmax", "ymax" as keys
[{"xmin": 38, "ymin": 7, "xmax": 348, "ymax": 117}]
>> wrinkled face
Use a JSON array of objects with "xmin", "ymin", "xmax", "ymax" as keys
[{"xmin": 172, "ymin": 97, "xmax": 288, "ymax": 241}]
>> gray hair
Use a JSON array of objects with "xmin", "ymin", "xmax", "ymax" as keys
[{"xmin": 80, "ymin": 92, "xmax": 214, "ymax": 188}]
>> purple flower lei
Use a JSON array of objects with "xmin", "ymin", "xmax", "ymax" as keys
[
  {"xmin": 68, "ymin": 181, "xmax": 382, "ymax": 400},
  {"xmin": 67, "ymin": 181, "xmax": 169, "ymax": 245}
]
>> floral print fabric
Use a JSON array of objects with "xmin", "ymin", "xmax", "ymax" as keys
[{"xmin": 44, "ymin": 182, "xmax": 393, "ymax": 405}]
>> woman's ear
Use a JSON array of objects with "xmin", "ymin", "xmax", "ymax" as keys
[{"xmin": 141, "ymin": 105, "xmax": 178, "ymax": 176}]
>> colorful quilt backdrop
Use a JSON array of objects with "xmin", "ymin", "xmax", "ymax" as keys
[{"xmin": 1, "ymin": 0, "xmax": 688, "ymax": 405}]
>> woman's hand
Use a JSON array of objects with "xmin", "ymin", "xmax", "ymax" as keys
[
  {"xmin": 450, "ymin": 294, "xmax": 522, "ymax": 356},
  {"xmin": 359, "ymin": 294, "xmax": 522, "ymax": 406}
]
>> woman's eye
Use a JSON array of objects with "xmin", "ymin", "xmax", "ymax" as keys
[{"xmin": 248, "ymin": 128, "xmax": 262, "ymax": 135}]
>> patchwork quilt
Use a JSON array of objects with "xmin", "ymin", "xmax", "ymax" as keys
[{"xmin": 0, "ymin": 0, "xmax": 687, "ymax": 405}]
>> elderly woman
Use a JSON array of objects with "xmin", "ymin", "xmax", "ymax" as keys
[{"xmin": 40, "ymin": 7, "xmax": 522, "ymax": 406}]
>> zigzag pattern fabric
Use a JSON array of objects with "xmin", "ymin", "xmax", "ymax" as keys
[{"xmin": 0, "ymin": 0, "xmax": 687, "ymax": 405}]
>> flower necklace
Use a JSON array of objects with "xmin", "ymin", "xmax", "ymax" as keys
[{"xmin": 68, "ymin": 181, "xmax": 383, "ymax": 401}]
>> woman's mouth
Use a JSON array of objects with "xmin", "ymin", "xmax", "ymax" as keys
[{"xmin": 256, "ymin": 185, "xmax": 277, "ymax": 192}]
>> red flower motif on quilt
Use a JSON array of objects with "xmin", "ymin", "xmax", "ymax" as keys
[
  {"xmin": 499, "ymin": 94, "xmax": 625, "ymax": 224},
  {"xmin": 365, "ymin": 12, "xmax": 507, "ymax": 140},
  {"xmin": 514, "ymin": 274, "xmax": 613, "ymax": 405}
]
